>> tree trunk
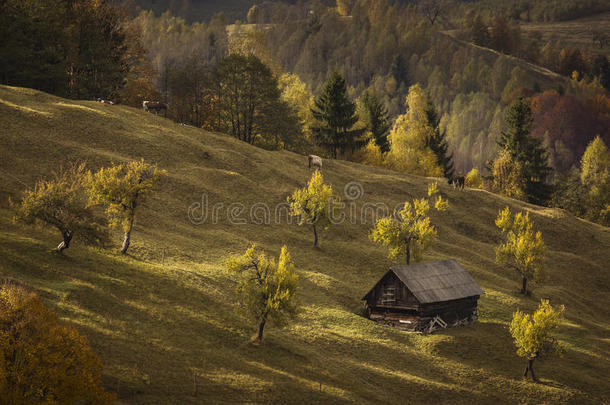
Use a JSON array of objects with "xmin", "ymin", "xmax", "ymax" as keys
[
  {"xmin": 405, "ymin": 240, "xmax": 410, "ymax": 265},
  {"xmin": 121, "ymin": 215, "xmax": 135, "ymax": 254},
  {"xmin": 313, "ymin": 224, "xmax": 318, "ymax": 248},
  {"xmin": 257, "ymin": 319, "xmax": 266, "ymax": 342},
  {"xmin": 57, "ymin": 231, "xmax": 73, "ymax": 254},
  {"xmin": 520, "ymin": 275, "xmax": 528, "ymax": 295},
  {"xmin": 523, "ymin": 359, "xmax": 537, "ymax": 381}
]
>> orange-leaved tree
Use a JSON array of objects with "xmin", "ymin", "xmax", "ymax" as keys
[{"xmin": 0, "ymin": 282, "xmax": 114, "ymax": 404}]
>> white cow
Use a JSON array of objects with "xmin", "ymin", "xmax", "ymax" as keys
[{"xmin": 308, "ymin": 155, "xmax": 322, "ymax": 170}]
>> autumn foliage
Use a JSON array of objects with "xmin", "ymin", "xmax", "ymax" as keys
[
  {"xmin": 531, "ymin": 90, "xmax": 610, "ymax": 173},
  {"xmin": 0, "ymin": 283, "xmax": 113, "ymax": 404}
]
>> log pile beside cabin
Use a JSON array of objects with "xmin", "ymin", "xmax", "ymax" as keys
[{"xmin": 362, "ymin": 259, "xmax": 484, "ymax": 333}]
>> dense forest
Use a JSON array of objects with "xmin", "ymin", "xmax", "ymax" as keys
[{"xmin": 127, "ymin": 0, "xmax": 610, "ymax": 23}]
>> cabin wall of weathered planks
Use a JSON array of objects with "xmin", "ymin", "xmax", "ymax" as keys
[
  {"xmin": 365, "ymin": 272, "xmax": 418, "ymax": 309},
  {"xmin": 365, "ymin": 280, "xmax": 480, "ymax": 332},
  {"xmin": 419, "ymin": 296, "xmax": 479, "ymax": 324}
]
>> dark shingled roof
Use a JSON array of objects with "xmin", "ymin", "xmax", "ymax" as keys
[{"xmin": 364, "ymin": 259, "xmax": 484, "ymax": 304}]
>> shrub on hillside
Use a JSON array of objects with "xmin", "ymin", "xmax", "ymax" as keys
[
  {"xmin": 0, "ymin": 283, "xmax": 114, "ymax": 404},
  {"xmin": 465, "ymin": 168, "xmax": 484, "ymax": 189}
]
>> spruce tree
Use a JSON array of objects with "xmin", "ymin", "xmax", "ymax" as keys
[
  {"xmin": 362, "ymin": 91, "xmax": 390, "ymax": 153},
  {"xmin": 311, "ymin": 72, "xmax": 365, "ymax": 158},
  {"xmin": 591, "ymin": 55, "xmax": 610, "ymax": 91},
  {"xmin": 498, "ymin": 98, "xmax": 552, "ymax": 205},
  {"xmin": 425, "ymin": 100, "xmax": 455, "ymax": 179},
  {"xmin": 390, "ymin": 54, "xmax": 408, "ymax": 85}
]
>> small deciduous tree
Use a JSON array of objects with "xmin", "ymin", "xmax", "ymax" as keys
[
  {"xmin": 495, "ymin": 207, "xmax": 546, "ymax": 295},
  {"xmin": 213, "ymin": 54, "xmax": 300, "ymax": 147},
  {"xmin": 386, "ymin": 85, "xmax": 444, "ymax": 177},
  {"xmin": 336, "ymin": 0, "xmax": 355, "ymax": 16},
  {"xmin": 279, "ymin": 73, "xmax": 316, "ymax": 152},
  {"xmin": 13, "ymin": 163, "xmax": 106, "ymax": 253},
  {"xmin": 492, "ymin": 149, "xmax": 526, "ymax": 200},
  {"xmin": 370, "ymin": 183, "xmax": 448, "ymax": 265},
  {"xmin": 580, "ymin": 136, "xmax": 610, "ymax": 225},
  {"xmin": 0, "ymin": 283, "xmax": 114, "ymax": 403},
  {"xmin": 288, "ymin": 171, "xmax": 335, "ymax": 248},
  {"xmin": 247, "ymin": 5, "xmax": 260, "ymax": 24},
  {"xmin": 419, "ymin": 0, "xmax": 450, "ymax": 26},
  {"xmin": 87, "ymin": 159, "xmax": 166, "ymax": 254},
  {"xmin": 465, "ymin": 168, "xmax": 483, "ymax": 189},
  {"xmin": 226, "ymin": 245, "xmax": 298, "ymax": 342},
  {"xmin": 509, "ymin": 299, "xmax": 565, "ymax": 381}
]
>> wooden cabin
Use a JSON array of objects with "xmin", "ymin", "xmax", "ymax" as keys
[{"xmin": 362, "ymin": 259, "xmax": 484, "ymax": 333}]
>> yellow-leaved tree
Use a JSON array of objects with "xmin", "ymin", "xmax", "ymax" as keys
[
  {"xmin": 370, "ymin": 183, "xmax": 448, "ymax": 265},
  {"xmin": 385, "ymin": 84, "xmax": 443, "ymax": 177},
  {"xmin": 0, "ymin": 283, "xmax": 114, "ymax": 404},
  {"xmin": 13, "ymin": 163, "xmax": 106, "ymax": 253},
  {"xmin": 509, "ymin": 299, "xmax": 565, "ymax": 381},
  {"xmin": 278, "ymin": 73, "xmax": 316, "ymax": 152},
  {"xmin": 288, "ymin": 171, "xmax": 336, "ymax": 247},
  {"xmin": 580, "ymin": 136, "xmax": 610, "ymax": 225},
  {"xmin": 492, "ymin": 148, "xmax": 526, "ymax": 200},
  {"xmin": 88, "ymin": 159, "xmax": 166, "ymax": 254},
  {"xmin": 495, "ymin": 207, "xmax": 546, "ymax": 295},
  {"xmin": 227, "ymin": 245, "xmax": 299, "ymax": 342},
  {"xmin": 465, "ymin": 168, "xmax": 484, "ymax": 189}
]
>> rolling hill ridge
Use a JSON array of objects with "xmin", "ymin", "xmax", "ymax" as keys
[{"xmin": 0, "ymin": 85, "xmax": 609, "ymax": 404}]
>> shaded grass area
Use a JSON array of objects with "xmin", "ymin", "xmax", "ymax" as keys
[{"xmin": 0, "ymin": 85, "xmax": 609, "ymax": 404}]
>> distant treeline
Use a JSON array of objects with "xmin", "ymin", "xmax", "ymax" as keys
[
  {"xmin": 122, "ymin": 0, "xmax": 334, "ymax": 23},
  {"xmin": 454, "ymin": 0, "xmax": 610, "ymax": 23}
]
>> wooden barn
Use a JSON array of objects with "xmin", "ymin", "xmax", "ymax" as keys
[{"xmin": 363, "ymin": 259, "xmax": 484, "ymax": 333}]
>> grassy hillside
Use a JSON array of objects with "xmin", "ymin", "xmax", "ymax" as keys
[
  {"xmin": 521, "ymin": 12, "xmax": 610, "ymax": 60},
  {"xmin": 0, "ymin": 85, "xmax": 609, "ymax": 404}
]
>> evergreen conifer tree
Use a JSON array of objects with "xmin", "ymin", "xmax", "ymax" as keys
[
  {"xmin": 425, "ymin": 100, "xmax": 455, "ymax": 179},
  {"xmin": 362, "ymin": 91, "xmax": 390, "ymax": 153},
  {"xmin": 311, "ymin": 72, "xmax": 365, "ymax": 158},
  {"xmin": 390, "ymin": 54, "xmax": 408, "ymax": 85},
  {"xmin": 498, "ymin": 98, "xmax": 552, "ymax": 205}
]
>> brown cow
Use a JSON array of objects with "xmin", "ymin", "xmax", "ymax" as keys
[{"xmin": 143, "ymin": 101, "xmax": 168, "ymax": 113}]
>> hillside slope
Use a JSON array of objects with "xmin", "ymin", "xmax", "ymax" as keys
[
  {"xmin": 521, "ymin": 12, "xmax": 610, "ymax": 60},
  {"xmin": 0, "ymin": 85, "xmax": 609, "ymax": 404}
]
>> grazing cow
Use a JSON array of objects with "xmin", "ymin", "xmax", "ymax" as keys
[
  {"xmin": 97, "ymin": 98, "xmax": 114, "ymax": 105},
  {"xmin": 308, "ymin": 155, "xmax": 322, "ymax": 170},
  {"xmin": 448, "ymin": 176, "xmax": 465, "ymax": 190},
  {"xmin": 143, "ymin": 101, "xmax": 168, "ymax": 114}
]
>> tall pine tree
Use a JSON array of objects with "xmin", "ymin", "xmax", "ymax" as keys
[
  {"xmin": 390, "ymin": 54, "xmax": 408, "ymax": 86},
  {"xmin": 311, "ymin": 72, "xmax": 365, "ymax": 158},
  {"xmin": 498, "ymin": 97, "xmax": 552, "ymax": 205},
  {"xmin": 362, "ymin": 91, "xmax": 390, "ymax": 153},
  {"xmin": 425, "ymin": 100, "xmax": 454, "ymax": 179}
]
